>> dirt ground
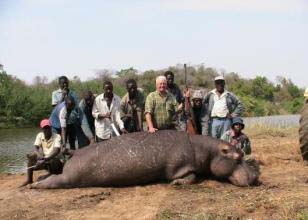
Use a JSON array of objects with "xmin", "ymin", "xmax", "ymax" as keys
[{"xmin": 0, "ymin": 129, "xmax": 307, "ymax": 220}]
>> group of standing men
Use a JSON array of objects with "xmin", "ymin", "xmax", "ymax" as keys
[{"xmin": 21, "ymin": 72, "xmax": 252, "ymax": 186}]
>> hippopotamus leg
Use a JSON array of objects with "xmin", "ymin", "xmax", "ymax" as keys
[
  {"xmin": 170, "ymin": 173, "xmax": 196, "ymax": 185},
  {"xmin": 30, "ymin": 174, "xmax": 71, "ymax": 189}
]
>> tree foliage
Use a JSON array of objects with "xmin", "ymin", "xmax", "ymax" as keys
[{"xmin": 0, "ymin": 65, "xmax": 305, "ymax": 127}]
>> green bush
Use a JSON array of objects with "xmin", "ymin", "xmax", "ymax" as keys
[{"xmin": 0, "ymin": 65, "xmax": 305, "ymax": 128}]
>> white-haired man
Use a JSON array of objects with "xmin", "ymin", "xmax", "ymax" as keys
[{"xmin": 144, "ymin": 76, "xmax": 183, "ymax": 133}]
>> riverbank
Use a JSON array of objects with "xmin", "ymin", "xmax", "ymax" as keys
[
  {"xmin": 0, "ymin": 116, "xmax": 33, "ymax": 129},
  {"xmin": 0, "ymin": 128, "xmax": 307, "ymax": 219}
]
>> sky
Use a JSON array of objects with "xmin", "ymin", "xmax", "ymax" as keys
[{"xmin": 0, "ymin": 0, "xmax": 308, "ymax": 87}]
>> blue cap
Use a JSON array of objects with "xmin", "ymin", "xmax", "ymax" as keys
[{"xmin": 232, "ymin": 117, "xmax": 245, "ymax": 128}]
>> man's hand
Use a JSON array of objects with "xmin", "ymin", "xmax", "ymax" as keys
[
  {"xmin": 35, "ymin": 158, "xmax": 46, "ymax": 168},
  {"xmin": 61, "ymin": 145, "xmax": 68, "ymax": 155},
  {"xmin": 98, "ymin": 112, "xmax": 111, "ymax": 119},
  {"xmin": 177, "ymin": 103, "xmax": 183, "ymax": 111},
  {"xmin": 61, "ymin": 88, "xmax": 69, "ymax": 101},
  {"xmin": 121, "ymin": 128, "xmax": 128, "ymax": 134},
  {"xmin": 227, "ymin": 113, "xmax": 236, "ymax": 119},
  {"xmin": 90, "ymin": 137, "xmax": 95, "ymax": 144},
  {"xmin": 61, "ymin": 143, "xmax": 66, "ymax": 151},
  {"xmin": 125, "ymin": 113, "xmax": 132, "ymax": 119},
  {"xmin": 148, "ymin": 127, "xmax": 158, "ymax": 133},
  {"xmin": 183, "ymin": 88, "xmax": 190, "ymax": 98}
]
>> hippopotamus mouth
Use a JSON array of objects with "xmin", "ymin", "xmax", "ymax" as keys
[{"xmin": 228, "ymin": 160, "xmax": 260, "ymax": 187}]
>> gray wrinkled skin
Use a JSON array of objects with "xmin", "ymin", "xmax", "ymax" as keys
[{"xmin": 31, "ymin": 130, "xmax": 259, "ymax": 189}]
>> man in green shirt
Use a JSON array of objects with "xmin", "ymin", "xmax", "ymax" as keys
[
  {"xmin": 221, "ymin": 117, "xmax": 251, "ymax": 156},
  {"xmin": 145, "ymin": 76, "xmax": 183, "ymax": 133},
  {"xmin": 120, "ymin": 79, "xmax": 145, "ymax": 132}
]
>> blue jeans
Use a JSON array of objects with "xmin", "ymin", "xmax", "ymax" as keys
[{"xmin": 211, "ymin": 118, "xmax": 231, "ymax": 139}]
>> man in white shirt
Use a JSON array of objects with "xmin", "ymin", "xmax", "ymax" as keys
[
  {"xmin": 203, "ymin": 76, "xmax": 244, "ymax": 138},
  {"xmin": 92, "ymin": 81, "xmax": 127, "ymax": 142},
  {"xmin": 20, "ymin": 119, "xmax": 63, "ymax": 187}
]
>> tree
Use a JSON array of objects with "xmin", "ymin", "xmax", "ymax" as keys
[{"xmin": 251, "ymin": 76, "xmax": 275, "ymax": 101}]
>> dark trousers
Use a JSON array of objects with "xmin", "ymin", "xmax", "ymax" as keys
[
  {"xmin": 26, "ymin": 152, "xmax": 63, "ymax": 183},
  {"xmin": 52, "ymin": 125, "xmax": 76, "ymax": 150}
]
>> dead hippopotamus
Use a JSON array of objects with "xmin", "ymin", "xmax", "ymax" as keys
[{"xmin": 30, "ymin": 130, "xmax": 259, "ymax": 189}]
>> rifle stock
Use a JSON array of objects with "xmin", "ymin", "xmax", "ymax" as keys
[{"xmin": 184, "ymin": 64, "xmax": 197, "ymax": 135}]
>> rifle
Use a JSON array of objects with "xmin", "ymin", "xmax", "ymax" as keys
[{"xmin": 184, "ymin": 64, "xmax": 197, "ymax": 135}]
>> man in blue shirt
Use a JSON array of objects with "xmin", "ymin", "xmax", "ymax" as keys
[
  {"xmin": 50, "ymin": 96, "xmax": 77, "ymax": 151},
  {"xmin": 51, "ymin": 76, "xmax": 78, "ymax": 107}
]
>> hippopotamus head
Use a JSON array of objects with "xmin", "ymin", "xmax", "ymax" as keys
[
  {"xmin": 210, "ymin": 142, "xmax": 243, "ymax": 177},
  {"xmin": 209, "ymin": 142, "xmax": 259, "ymax": 186},
  {"xmin": 228, "ymin": 161, "xmax": 259, "ymax": 186}
]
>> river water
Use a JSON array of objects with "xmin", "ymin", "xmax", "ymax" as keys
[
  {"xmin": 0, "ymin": 128, "xmax": 39, "ymax": 174},
  {"xmin": 0, "ymin": 115, "xmax": 301, "ymax": 174}
]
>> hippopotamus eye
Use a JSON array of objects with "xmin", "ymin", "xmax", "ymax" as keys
[{"xmin": 222, "ymin": 149, "xmax": 228, "ymax": 154}]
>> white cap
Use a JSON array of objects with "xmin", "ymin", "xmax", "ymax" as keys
[
  {"xmin": 304, "ymin": 88, "xmax": 308, "ymax": 97},
  {"xmin": 214, "ymin": 75, "xmax": 225, "ymax": 81}
]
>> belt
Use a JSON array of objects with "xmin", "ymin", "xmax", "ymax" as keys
[{"xmin": 212, "ymin": 117, "xmax": 227, "ymax": 120}]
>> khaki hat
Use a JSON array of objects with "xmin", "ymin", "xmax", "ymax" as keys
[
  {"xmin": 214, "ymin": 75, "xmax": 225, "ymax": 81},
  {"xmin": 192, "ymin": 90, "xmax": 203, "ymax": 99},
  {"xmin": 304, "ymin": 88, "xmax": 308, "ymax": 97}
]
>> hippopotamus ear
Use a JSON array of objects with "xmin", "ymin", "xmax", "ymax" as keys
[
  {"xmin": 218, "ymin": 143, "xmax": 243, "ymax": 161},
  {"xmin": 218, "ymin": 143, "xmax": 231, "ymax": 154}
]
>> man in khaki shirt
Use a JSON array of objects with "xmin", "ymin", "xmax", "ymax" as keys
[
  {"xmin": 120, "ymin": 79, "xmax": 145, "ymax": 132},
  {"xmin": 20, "ymin": 119, "xmax": 63, "ymax": 187}
]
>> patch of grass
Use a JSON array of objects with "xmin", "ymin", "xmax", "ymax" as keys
[
  {"xmin": 191, "ymin": 213, "xmax": 216, "ymax": 220},
  {"xmin": 172, "ymin": 184, "xmax": 214, "ymax": 194},
  {"xmin": 245, "ymin": 125, "xmax": 298, "ymax": 138},
  {"xmin": 158, "ymin": 210, "xmax": 218, "ymax": 220},
  {"xmin": 297, "ymin": 209, "xmax": 308, "ymax": 220},
  {"xmin": 158, "ymin": 209, "xmax": 177, "ymax": 220}
]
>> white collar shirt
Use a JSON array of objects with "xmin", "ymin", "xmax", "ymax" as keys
[
  {"xmin": 92, "ymin": 93, "xmax": 124, "ymax": 139},
  {"xmin": 210, "ymin": 89, "xmax": 230, "ymax": 118}
]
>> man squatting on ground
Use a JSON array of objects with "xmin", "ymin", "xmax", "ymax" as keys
[
  {"xmin": 20, "ymin": 119, "xmax": 63, "ymax": 186},
  {"xmin": 221, "ymin": 117, "xmax": 251, "ymax": 156},
  {"xmin": 92, "ymin": 81, "xmax": 127, "ymax": 142}
]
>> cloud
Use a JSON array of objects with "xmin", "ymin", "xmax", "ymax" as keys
[{"xmin": 161, "ymin": 0, "xmax": 308, "ymax": 13}]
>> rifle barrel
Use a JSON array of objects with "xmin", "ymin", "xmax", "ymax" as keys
[{"xmin": 184, "ymin": 63, "xmax": 187, "ymax": 87}]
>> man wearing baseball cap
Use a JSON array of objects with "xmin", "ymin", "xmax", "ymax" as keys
[
  {"xmin": 203, "ymin": 75, "xmax": 244, "ymax": 138},
  {"xmin": 20, "ymin": 119, "xmax": 63, "ymax": 187}
]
